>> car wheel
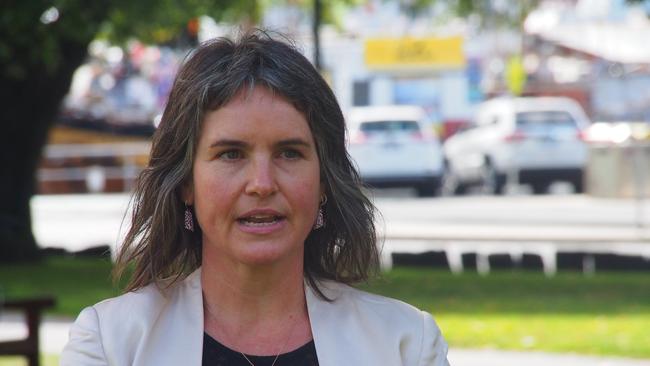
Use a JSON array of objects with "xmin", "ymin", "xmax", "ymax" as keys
[
  {"xmin": 481, "ymin": 161, "xmax": 505, "ymax": 195},
  {"xmin": 572, "ymin": 177, "xmax": 584, "ymax": 193},
  {"xmin": 416, "ymin": 184, "xmax": 436, "ymax": 197},
  {"xmin": 531, "ymin": 182, "xmax": 548, "ymax": 195},
  {"xmin": 441, "ymin": 168, "xmax": 466, "ymax": 196},
  {"xmin": 416, "ymin": 178, "xmax": 440, "ymax": 197}
]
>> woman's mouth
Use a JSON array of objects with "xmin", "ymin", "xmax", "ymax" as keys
[
  {"xmin": 237, "ymin": 214, "xmax": 285, "ymax": 227},
  {"xmin": 236, "ymin": 210, "xmax": 287, "ymax": 234}
]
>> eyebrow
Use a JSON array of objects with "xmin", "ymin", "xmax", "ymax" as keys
[
  {"xmin": 276, "ymin": 138, "xmax": 312, "ymax": 149},
  {"xmin": 209, "ymin": 138, "xmax": 312, "ymax": 149},
  {"xmin": 209, "ymin": 139, "xmax": 247, "ymax": 149}
]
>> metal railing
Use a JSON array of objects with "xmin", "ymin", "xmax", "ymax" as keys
[{"xmin": 38, "ymin": 142, "xmax": 151, "ymax": 193}]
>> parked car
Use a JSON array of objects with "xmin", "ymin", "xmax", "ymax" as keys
[
  {"xmin": 442, "ymin": 96, "xmax": 591, "ymax": 195},
  {"xmin": 346, "ymin": 105, "xmax": 444, "ymax": 197}
]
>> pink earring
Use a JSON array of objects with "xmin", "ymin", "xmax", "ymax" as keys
[
  {"xmin": 314, "ymin": 209, "xmax": 325, "ymax": 229},
  {"xmin": 313, "ymin": 195, "xmax": 327, "ymax": 230},
  {"xmin": 184, "ymin": 204, "xmax": 194, "ymax": 232}
]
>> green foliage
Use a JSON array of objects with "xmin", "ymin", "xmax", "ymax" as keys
[
  {"xmin": 269, "ymin": 0, "xmax": 363, "ymax": 30},
  {"xmin": 102, "ymin": 0, "xmax": 259, "ymax": 44},
  {"xmin": 450, "ymin": 0, "xmax": 538, "ymax": 29},
  {"xmin": 0, "ymin": 1, "xmax": 107, "ymax": 79},
  {"xmin": 399, "ymin": 0, "xmax": 439, "ymax": 18},
  {"xmin": 0, "ymin": 0, "xmax": 258, "ymax": 80}
]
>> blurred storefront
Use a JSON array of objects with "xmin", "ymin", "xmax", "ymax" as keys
[
  {"xmin": 517, "ymin": 0, "xmax": 650, "ymax": 122},
  {"xmin": 515, "ymin": 0, "xmax": 650, "ymax": 197},
  {"xmin": 60, "ymin": 39, "xmax": 182, "ymax": 137},
  {"xmin": 44, "ymin": 0, "xmax": 650, "ymax": 195},
  {"xmin": 322, "ymin": 34, "xmax": 475, "ymax": 139}
]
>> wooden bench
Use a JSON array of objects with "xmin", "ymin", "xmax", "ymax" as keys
[{"xmin": 0, "ymin": 297, "xmax": 56, "ymax": 366}]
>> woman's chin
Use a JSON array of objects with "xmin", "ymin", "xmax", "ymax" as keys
[{"xmin": 234, "ymin": 244, "xmax": 302, "ymax": 268}]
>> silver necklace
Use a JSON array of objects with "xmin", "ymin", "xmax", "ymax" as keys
[
  {"xmin": 239, "ymin": 351, "xmax": 279, "ymax": 366},
  {"xmin": 203, "ymin": 299, "xmax": 300, "ymax": 366},
  {"xmin": 238, "ymin": 314, "xmax": 298, "ymax": 366}
]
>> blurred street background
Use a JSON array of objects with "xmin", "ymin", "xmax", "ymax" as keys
[{"xmin": 3, "ymin": 0, "xmax": 650, "ymax": 365}]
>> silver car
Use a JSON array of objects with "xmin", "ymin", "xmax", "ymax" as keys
[
  {"xmin": 346, "ymin": 105, "xmax": 444, "ymax": 197},
  {"xmin": 442, "ymin": 96, "xmax": 591, "ymax": 195}
]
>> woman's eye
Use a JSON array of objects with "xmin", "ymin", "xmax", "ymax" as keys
[
  {"xmin": 218, "ymin": 150, "xmax": 242, "ymax": 160},
  {"xmin": 280, "ymin": 149, "xmax": 302, "ymax": 159}
]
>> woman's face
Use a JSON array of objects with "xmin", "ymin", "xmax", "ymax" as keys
[{"xmin": 187, "ymin": 86, "xmax": 322, "ymax": 268}]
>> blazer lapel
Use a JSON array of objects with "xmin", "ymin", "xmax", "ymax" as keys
[
  {"xmin": 148, "ymin": 269, "xmax": 204, "ymax": 366},
  {"xmin": 306, "ymin": 281, "xmax": 373, "ymax": 366},
  {"xmin": 306, "ymin": 281, "xmax": 407, "ymax": 366},
  {"xmin": 306, "ymin": 281, "xmax": 341, "ymax": 366}
]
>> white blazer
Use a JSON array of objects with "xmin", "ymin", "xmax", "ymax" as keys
[{"xmin": 61, "ymin": 269, "xmax": 449, "ymax": 366}]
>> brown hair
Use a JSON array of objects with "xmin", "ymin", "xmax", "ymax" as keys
[{"xmin": 113, "ymin": 31, "xmax": 379, "ymax": 297}]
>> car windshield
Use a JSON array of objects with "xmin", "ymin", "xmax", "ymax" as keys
[
  {"xmin": 516, "ymin": 111, "xmax": 577, "ymax": 129},
  {"xmin": 359, "ymin": 120, "xmax": 420, "ymax": 134}
]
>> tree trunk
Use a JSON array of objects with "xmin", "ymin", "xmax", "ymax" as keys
[{"xmin": 0, "ymin": 39, "xmax": 89, "ymax": 263}]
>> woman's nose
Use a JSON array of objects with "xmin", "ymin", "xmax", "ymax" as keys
[{"xmin": 244, "ymin": 158, "xmax": 278, "ymax": 197}]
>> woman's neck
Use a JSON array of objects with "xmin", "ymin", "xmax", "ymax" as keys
[{"xmin": 201, "ymin": 255, "xmax": 312, "ymax": 355}]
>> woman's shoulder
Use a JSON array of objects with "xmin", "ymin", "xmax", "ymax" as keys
[
  {"xmin": 95, "ymin": 282, "xmax": 160, "ymax": 310},
  {"xmin": 307, "ymin": 280, "xmax": 449, "ymax": 365},
  {"xmin": 94, "ymin": 270, "xmax": 198, "ymax": 315},
  {"xmin": 62, "ymin": 269, "xmax": 204, "ymax": 365},
  {"xmin": 92, "ymin": 271, "xmax": 201, "ymax": 319},
  {"xmin": 318, "ymin": 280, "xmax": 425, "ymax": 317},
  {"xmin": 311, "ymin": 280, "xmax": 441, "ymax": 335}
]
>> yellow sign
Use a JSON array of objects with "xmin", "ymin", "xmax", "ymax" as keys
[
  {"xmin": 364, "ymin": 36, "xmax": 465, "ymax": 69},
  {"xmin": 505, "ymin": 55, "xmax": 526, "ymax": 96}
]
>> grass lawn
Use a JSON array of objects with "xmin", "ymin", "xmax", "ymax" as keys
[
  {"xmin": 0, "ymin": 355, "xmax": 58, "ymax": 366},
  {"xmin": 1, "ymin": 257, "xmax": 649, "ymax": 360},
  {"xmin": 362, "ymin": 267, "xmax": 650, "ymax": 358},
  {"xmin": 0, "ymin": 256, "xmax": 122, "ymax": 317}
]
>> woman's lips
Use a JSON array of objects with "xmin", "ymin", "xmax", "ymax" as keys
[
  {"xmin": 236, "ymin": 210, "xmax": 286, "ymax": 234},
  {"xmin": 237, "ymin": 216, "xmax": 286, "ymax": 234}
]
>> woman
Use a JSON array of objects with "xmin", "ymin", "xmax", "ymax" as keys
[{"xmin": 61, "ymin": 32, "xmax": 449, "ymax": 366}]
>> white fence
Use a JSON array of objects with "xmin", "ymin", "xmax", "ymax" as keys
[
  {"xmin": 38, "ymin": 142, "xmax": 150, "ymax": 192},
  {"xmin": 381, "ymin": 237, "xmax": 650, "ymax": 276}
]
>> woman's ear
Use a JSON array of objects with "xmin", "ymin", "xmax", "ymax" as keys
[
  {"xmin": 181, "ymin": 182, "xmax": 194, "ymax": 205},
  {"xmin": 319, "ymin": 182, "xmax": 326, "ymax": 202}
]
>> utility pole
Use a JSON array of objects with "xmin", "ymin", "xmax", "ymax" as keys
[{"xmin": 313, "ymin": 0, "xmax": 322, "ymax": 70}]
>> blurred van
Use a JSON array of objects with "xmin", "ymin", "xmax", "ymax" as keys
[
  {"xmin": 347, "ymin": 105, "xmax": 444, "ymax": 197},
  {"xmin": 442, "ymin": 96, "xmax": 591, "ymax": 194}
]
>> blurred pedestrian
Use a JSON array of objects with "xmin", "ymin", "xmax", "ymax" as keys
[{"xmin": 61, "ymin": 31, "xmax": 449, "ymax": 366}]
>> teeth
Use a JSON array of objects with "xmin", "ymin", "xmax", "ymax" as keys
[
  {"xmin": 242, "ymin": 220, "xmax": 278, "ymax": 227},
  {"xmin": 239, "ymin": 215, "xmax": 281, "ymax": 224}
]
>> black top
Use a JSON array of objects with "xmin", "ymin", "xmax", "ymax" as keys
[{"xmin": 202, "ymin": 333, "xmax": 319, "ymax": 366}]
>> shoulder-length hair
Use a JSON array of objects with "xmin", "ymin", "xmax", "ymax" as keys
[{"xmin": 113, "ymin": 31, "xmax": 379, "ymax": 297}]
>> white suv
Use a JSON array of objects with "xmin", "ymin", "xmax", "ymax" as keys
[
  {"xmin": 442, "ymin": 96, "xmax": 591, "ymax": 195},
  {"xmin": 346, "ymin": 105, "xmax": 444, "ymax": 197}
]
